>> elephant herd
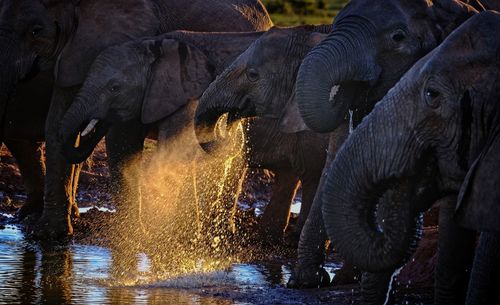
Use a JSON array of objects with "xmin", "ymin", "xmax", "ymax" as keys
[{"xmin": 1, "ymin": 0, "xmax": 500, "ymax": 304}]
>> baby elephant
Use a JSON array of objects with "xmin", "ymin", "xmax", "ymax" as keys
[
  {"xmin": 59, "ymin": 28, "xmax": 329, "ymax": 243},
  {"xmin": 195, "ymin": 25, "xmax": 337, "ymax": 243}
]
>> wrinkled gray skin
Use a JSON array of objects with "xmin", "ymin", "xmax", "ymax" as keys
[
  {"xmin": 0, "ymin": 0, "xmax": 67, "ymax": 222},
  {"xmin": 59, "ymin": 31, "xmax": 266, "ymax": 163},
  {"xmin": 195, "ymin": 26, "xmax": 334, "ymax": 245},
  {"xmin": 290, "ymin": 0, "xmax": 496, "ymax": 299},
  {"xmin": 61, "ymin": 27, "xmax": 329, "ymax": 244},
  {"xmin": 323, "ymin": 12, "xmax": 500, "ymax": 305},
  {"xmin": 245, "ymin": 117, "xmax": 329, "ymax": 243},
  {"xmin": 0, "ymin": 0, "xmax": 272, "ymax": 240},
  {"xmin": 59, "ymin": 30, "xmax": 299, "ymax": 240}
]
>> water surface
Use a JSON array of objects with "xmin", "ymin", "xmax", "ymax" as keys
[{"xmin": 0, "ymin": 223, "xmax": 348, "ymax": 305}]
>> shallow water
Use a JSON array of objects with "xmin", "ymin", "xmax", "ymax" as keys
[{"xmin": 0, "ymin": 222, "xmax": 349, "ymax": 305}]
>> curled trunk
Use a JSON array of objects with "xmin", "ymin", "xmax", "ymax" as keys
[
  {"xmin": 295, "ymin": 17, "xmax": 379, "ymax": 133},
  {"xmin": 322, "ymin": 97, "xmax": 439, "ymax": 273}
]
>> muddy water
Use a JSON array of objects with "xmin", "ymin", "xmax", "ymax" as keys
[{"xmin": 0, "ymin": 219, "xmax": 354, "ymax": 305}]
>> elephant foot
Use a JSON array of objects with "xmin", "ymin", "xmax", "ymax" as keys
[
  {"xmin": 30, "ymin": 206, "xmax": 73, "ymax": 241},
  {"xmin": 287, "ymin": 265, "xmax": 331, "ymax": 288},
  {"xmin": 331, "ymin": 263, "xmax": 361, "ymax": 285}
]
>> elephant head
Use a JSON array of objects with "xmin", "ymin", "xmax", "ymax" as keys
[
  {"xmin": 60, "ymin": 31, "xmax": 263, "ymax": 163},
  {"xmin": 321, "ymin": 11, "xmax": 500, "ymax": 273},
  {"xmin": 295, "ymin": 0, "xmax": 482, "ymax": 133},
  {"xmin": 194, "ymin": 25, "xmax": 331, "ymax": 151},
  {"xmin": 0, "ymin": 0, "xmax": 71, "ymax": 127}
]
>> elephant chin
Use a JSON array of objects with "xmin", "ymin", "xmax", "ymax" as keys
[{"xmin": 62, "ymin": 120, "xmax": 110, "ymax": 164}]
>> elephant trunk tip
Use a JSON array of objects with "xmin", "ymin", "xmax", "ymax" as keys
[
  {"xmin": 194, "ymin": 102, "xmax": 254, "ymax": 153},
  {"xmin": 60, "ymin": 116, "xmax": 109, "ymax": 164},
  {"xmin": 194, "ymin": 110, "xmax": 221, "ymax": 153}
]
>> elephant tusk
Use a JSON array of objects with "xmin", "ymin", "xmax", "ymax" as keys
[
  {"xmin": 329, "ymin": 85, "xmax": 340, "ymax": 103},
  {"xmin": 81, "ymin": 119, "xmax": 99, "ymax": 137}
]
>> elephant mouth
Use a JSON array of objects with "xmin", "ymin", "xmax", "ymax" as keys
[
  {"xmin": 196, "ymin": 101, "xmax": 256, "ymax": 153},
  {"xmin": 331, "ymin": 81, "xmax": 370, "ymax": 112},
  {"xmin": 228, "ymin": 97, "xmax": 257, "ymax": 122},
  {"xmin": 62, "ymin": 118, "xmax": 110, "ymax": 164}
]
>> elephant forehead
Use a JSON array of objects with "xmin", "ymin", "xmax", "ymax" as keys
[
  {"xmin": 250, "ymin": 36, "xmax": 291, "ymax": 64},
  {"xmin": 94, "ymin": 47, "xmax": 142, "ymax": 72},
  {"xmin": 336, "ymin": 0, "xmax": 413, "ymax": 25},
  {"xmin": 426, "ymin": 15, "xmax": 500, "ymax": 76},
  {"xmin": 438, "ymin": 12, "xmax": 500, "ymax": 59}
]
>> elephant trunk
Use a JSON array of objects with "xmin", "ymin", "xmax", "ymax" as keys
[
  {"xmin": 195, "ymin": 78, "xmax": 255, "ymax": 152},
  {"xmin": 296, "ymin": 16, "xmax": 379, "ymax": 133},
  {"xmin": 59, "ymin": 94, "xmax": 109, "ymax": 164},
  {"xmin": 322, "ymin": 93, "xmax": 436, "ymax": 273},
  {"xmin": 465, "ymin": 232, "xmax": 500, "ymax": 304}
]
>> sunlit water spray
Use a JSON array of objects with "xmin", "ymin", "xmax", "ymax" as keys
[{"xmin": 97, "ymin": 114, "xmax": 257, "ymax": 286}]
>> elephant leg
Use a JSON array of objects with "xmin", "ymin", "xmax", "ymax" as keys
[
  {"xmin": 4, "ymin": 139, "xmax": 45, "ymax": 221},
  {"xmin": 33, "ymin": 85, "xmax": 81, "ymax": 240},
  {"xmin": 287, "ymin": 124, "xmax": 348, "ymax": 288},
  {"xmin": 361, "ymin": 271, "xmax": 397, "ymax": 305},
  {"xmin": 105, "ymin": 120, "xmax": 146, "ymax": 219},
  {"xmin": 286, "ymin": 174, "xmax": 330, "ymax": 288},
  {"xmin": 435, "ymin": 195, "xmax": 476, "ymax": 305},
  {"xmin": 258, "ymin": 168, "xmax": 299, "ymax": 243},
  {"xmin": 285, "ymin": 169, "xmax": 321, "ymax": 246},
  {"xmin": 465, "ymin": 232, "xmax": 500, "ymax": 305}
]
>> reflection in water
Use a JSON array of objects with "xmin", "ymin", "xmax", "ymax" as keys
[
  {"xmin": 0, "ymin": 225, "xmax": 327, "ymax": 305},
  {"xmin": 40, "ymin": 246, "xmax": 73, "ymax": 304}
]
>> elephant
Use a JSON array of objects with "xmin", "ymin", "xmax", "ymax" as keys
[
  {"xmin": 58, "ymin": 26, "xmax": 331, "ymax": 244},
  {"xmin": 58, "ymin": 30, "xmax": 264, "ymax": 236},
  {"xmin": 194, "ymin": 25, "xmax": 337, "ymax": 243},
  {"xmin": 321, "ymin": 11, "xmax": 500, "ymax": 305},
  {"xmin": 286, "ymin": 0, "xmax": 500, "ymax": 293},
  {"xmin": 58, "ymin": 30, "xmax": 266, "ymax": 162},
  {"xmin": 193, "ymin": 24, "xmax": 368, "ymax": 283},
  {"xmin": 0, "ymin": 71, "xmax": 52, "ymax": 221},
  {"xmin": 0, "ymin": 0, "xmax": 272, "ymax": 240}
]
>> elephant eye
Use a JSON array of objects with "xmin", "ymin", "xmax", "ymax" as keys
[
  {"xmin": 110, "ymin": 84, "xmax": 121, "ymax": 93},
  {"xmin": 424, "ymin": 88, "xmax": 441, "ymax": 108},
  {"xmin": 246, "ymin": 68, "xmax": 259, "ymax": 82},
  {"xmin": 31, "ymin": 25, "xmax": 43, "ymax": 37},
  {"xmin": 391, "ymin": 30, "xmax": 407, "ymax": 43}
]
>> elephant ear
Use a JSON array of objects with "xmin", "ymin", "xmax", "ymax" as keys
[
  {"xmin": 456, "ymin": 131, "xmax": 500, "ymax": 232},
  {"xmin": 430, "ymin": 0, "xmax": 480, "ymax": 38},
  {"xmin": 141, "ymin": 39, "xmax": 215, "ymax": 124},
  {"xmin": 55, "ymin": 0, "xmax": 159, "ymax": 87},
  {"xmin": 279, "ymin": 94, "xmax": 309, "ymax": 133}
]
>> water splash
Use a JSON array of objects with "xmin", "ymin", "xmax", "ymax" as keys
[{"xmin": 96, "ymin": 115, "xmax": 255, "ymax": 286}]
